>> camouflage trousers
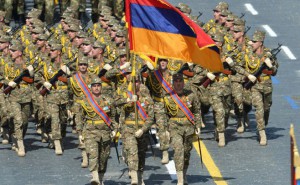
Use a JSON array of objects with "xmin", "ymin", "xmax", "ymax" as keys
[
  {"xmin": 45, "ymin": 103, "xmax": 68, "ymax": 140},
  {"xmin": 231, "ymin": 82, "xmax": 244, "ymax": 117},
  {"xmin": 10, "ymin": 101, "xmax": 31, "ymax": 140},
  {"xmin": 210, "ymin": 94, "xmax": 231, "ymax": 132},
  {"xmin": 169, "ymin": 121, "xmax": 194, "ymax": 171},
  {"xmin": 91, "ymin": 0, "xmax": 101, "ymax": 14},
  {"xmin": 0, "ymin": 0, "xmax": 24, "ymax": 21},
  {"xmin": 84, "ymin": 125, "xmax": 111, "ymax": 173},
  {"xmin": 154, "ymin": 101, "xmax": 169, "ymax": 151},
  {"xmin": 112, "ymin": 0, "xmax": 124, "ymax": 19},
  {"xmin": 250, "ymin": 81, "xmax": 273, "ymax": 130},
  {"xmin": 35, "ymin": 0, "xmax": 54, "ymax": 25},
  {"xmin": 122, "ymin": 126, "xmax": 148, "ymax": 171}
]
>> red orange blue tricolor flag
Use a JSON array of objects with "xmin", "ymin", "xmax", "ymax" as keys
[{"xmin": 125, "ymin": 0, "xmax": 223, "ymax": 72}]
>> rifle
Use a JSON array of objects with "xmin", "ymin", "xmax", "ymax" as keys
[
  {"xmin": 3, "ymin": 60, "xmax": 39, "ymax": 95},
  {"xmin": 243, "ymin": 43, "xmax": 282, "ymax": 90},
  {"xmin": 197, "ymin": 12, "xmax": 203, "ymax": 20},
  {"xmin": 240, "ymin": 13, "xmax": 246, "ymax": 19},
  {"xmin": 243, "ymin": 26, "xmax": 251, "ymax": 36},
  {"xmin": 195, "ymin": 130, "xmax": 203, "ymax": 168},
  {"xmin": 176, "ymin": 63, "xmax": 189, "ymax": 74},
  {"xmin": 39, "ymin": 57, "xmax": 77, "ymax": 96}
]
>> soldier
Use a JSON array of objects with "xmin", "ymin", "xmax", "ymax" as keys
[
  {"xmin": 165, "ymin": 73, "xmax": 201, "ymax": 185},
  {"xmin": 203, "ymin": 2, "xmax": 228, "ymax": 33},
  {"xmin": 36, "ymin": 43, "xmax": 71, "ymax": 155},
  {"xmin": 244, "ymin": 30, "xmax": 278, "ymax": 145},
  {"xmin": 79, "ymin": 76, "xmax": 117, "ymax": 185},
  {"xmin": 113, "ymin": 0, "xmax": 124, "ymax": 20},
  {"xmin": 4, "ymin": 41, "xmax": 35, "ymax": 157},
  {"xmin": 145, "ymin": 58, "xmax": 171, "ymax": 164},
  {"xmin": 119, "ymin": 75, "xmax": 154, "ymax": 185}
]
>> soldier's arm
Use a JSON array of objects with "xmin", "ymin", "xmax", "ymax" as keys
[{"xmin": 191, "ymin": 93, "xmax": 202, "ymax": 129}]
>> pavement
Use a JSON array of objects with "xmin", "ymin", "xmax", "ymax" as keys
[{"xmin": 1, "ymin": 0, "xmax": 300, "ymax": 185}]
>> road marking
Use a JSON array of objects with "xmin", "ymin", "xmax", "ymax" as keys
[
  {"xmin": 281, "ymin": 46, "xmax": 297, "ymax": 60},
  {"xmin": 244, "ymin": 3, "xmax": 258, "ymax": 15},
  {"xmin": 165, "ymin": 160, "xmax": 177, "ymax": 180},
  {"xmin": 262, "ymin": 25, "xmax": 277, "ymax": 37},
  {"xmin": 284, "ymin": 96, "xmax": 299, "ymax": 109},
  {"xmin": 193, "ymin": 136, "xmax": 228, "ymax": 185},
  {"xmin": 271, "ymin": 76, "xmax": 280, "ymax": 85}
]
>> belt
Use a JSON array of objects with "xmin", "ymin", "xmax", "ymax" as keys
[
  {"xmin": 19, "ymin": 84, "xmax": 29, "ymax": 88},
  {"xmin": 102, "ymin": 82, "xmax": 110, "ymax": 87},
  {"xmin": 75, "ymin": 99, "xmax": 84, "ymax": 103},
  {"xmin": 56, "ymin": 86, "xmax": 68, "ymax": 90},
  {"xmin": 153, "ymin": 96, "xmax": 164, "ymax": 102},
  {"xmin": 259, "ymin": 76, "xmax": 271, "ymax": 81},
  {"xmin": 125, "ymin": 120, "xmax": 145, "ymax": 125},
  {"xmin": 170, "ymin": 117, "xmax": 188, "ymax": 122},
  {"xmin": 216, "ymin": 77, "xmax": 229, "ymax": 82},
  {"xmin": 87, "ymin": 120, "xmax": 105, "ymax": 124}
]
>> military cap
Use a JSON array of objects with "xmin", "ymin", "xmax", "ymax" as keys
[
  {"xmin": 102, "ymin": 14, "xmax": 113, "ymax": 21},
  {"xmin": 78, "ymin": 55, "xmax": 89, "ymax": 65},
  {"xmin": 76, "ymin": 31, "xmax": 87, "ymax": 38},
  {"xmin": 61, "ymin": 12, "xmax": 72, "ymax": 19},
  {"xmin": 107, "ymin": 19, "xmax": 118, "ymax": 27},
  {"xmin": 31, "ymin": 18, "xmax": 45, "ymax": 27},
  {"xmin": 233, "ymin": 18, "xmax": 246, "ymax": 26},
  {"xmin": 0, "ymin": 11, "xmax": 6, "ymax": 17},
  {"xmin": 158, "ymin": 58, "xmax": 169, "ymax": 63},
  {"xmin": 31, "ymin": 27, "xmax": 44, "ymax": 34},
  {"xmin": 176, "ymin": 3, "xmax": 191, "ymax": 14},
  {"xmin": 0, "ymin": 35, "xmax": 11, "ymax": 43},
  {"xmin": 212, "ymin": 33, "xmax": 224, "ymax": 42},
  {"xmin": 93, "ymin": 40, "xmax": 106, "ymax": 49},
  {"xmin": 82, "ymin": 37, "xmax": 94, "ymax": 45},
  {"xmin": 10, "ymin": 41, "xmax": 23, "ymax": 51},
  {"xmin": 116, "ymin": 30, "xmax": 125, "ymax": 37},
  {"xmin": 90, "ymin": 76, "xmax": 102, "ymax": 85},
  {"xmin": 220, "ymin": 9, "xmax": 230, "ymax": 16},
  {"xmin": 68, "ymin": 24, "xmax": 80, "ymax": 32},
  {"xmin": 37, "ymin": 34, "xmax": 48, "ymax": 41},
  {"xmin": 233, "ymin": 25, "xmax": 245, "ymax": 32},
  {"xmin": 218, "ymin": 2, "xmax": 229, "ymax": 9},
  {"xmin": 226, "ymin": 13, "xmax": 236, "ymax": 21},
  {"xmin": 213, "ymin": 3, "xmax": 228, "ymax": 12},
  {"xmin": 117, "ymin": 48, "xmax": 126, "ymax": 56},
  {"xmin": 252, "ymin": 30, "xmax": 266, "ymax": 42},
  {"xmin": 51, "ymin": 43, "xmax": 63, "ymax": 51},
  {"xmin": 26, "ymin": 9, "xmax": 42, "ymax": 18},
  {"xmin": 173, "ymin": 73, "xmax": 184, "ymax": 81}
]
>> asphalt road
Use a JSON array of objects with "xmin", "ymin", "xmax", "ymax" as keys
[{"xmin": 1, "ymin": 0, "xmax": 300, "ymax": 185}]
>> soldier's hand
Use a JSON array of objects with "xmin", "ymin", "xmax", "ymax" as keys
[
  {"xmin": 110, "ymin": 130, "xmax": 116, "ymax": 138},
  {"xmin": 195, "ymin": 127, "xmax": 201, "ymax": 135},
  {"xmin": 264, "ymin": 58, "xmax": 273, "ymax": 68},
  {"xmin": 61, "ymin": 65, "xmax": 71, "ymax": 75},
  {"xmin": 146, "ymin": 61, "xmax": 154, "ymax": 70},
  {"xmin": 43, "ymin": 81, "xmax": 52, "ymax": 90},
  {"xmin": 225, "ymin": 57, "xmax": 234, "ymax": 66},
  {"xmin": 165, "ymin": 131, "xmax": 170, "ymax": 140},
  {"xmin": 103, "ymin": 64, "xmax": 113, "ymax": 71},
  {"xmin": 120, "ymin": 62, "xmax": 131, "ymax": 70},
  {"xmin": 27, "ymin": 65, "xmax": 34, "ymax": 77},
  {"xmin": 127, "ymin": 95, "xmax": 137, "ymax": 103},
  {"xmin": 79, "ymin": 135, "xmax": 84, "ymax": 144},
  {"xmin": 135, "ymin": 129, "xmax": 143, "ymax": 138},
  {"xmin": 206, "ymin": 72, "xmax": 216, "ymax": 81},
  {"xmin": 8, "ymin": 81, "xmax": 17, "ymax": 88},
  {"xmin": 247, "ymin": 74, "xmax": 257, "ymax": 83}
]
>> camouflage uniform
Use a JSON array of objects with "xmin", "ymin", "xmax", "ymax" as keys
[
  {"xmin": 165, "ymin": 73, "xmax": 201, "ymax": 184},
  {"xmin": 0, "ymin": 0, "xmax": 25, "ymax": 23},
  {"xmin": 79, "ymin": 77, "xmax": 116, "ymax": 184},
  {"xmin": 112, "ymin": 0, "xmax": 124, "ymax": 20},
  {"xmin": 119, "ymin": 82, "xmax": 154, "ymax": 184}
]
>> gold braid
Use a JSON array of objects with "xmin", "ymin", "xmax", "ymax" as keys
[{"xmin": 164, "ymin": 97, "xmax": 178, "ymax": 117}]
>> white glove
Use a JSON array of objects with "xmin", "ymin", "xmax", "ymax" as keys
[
  {"xmin": 187, "ymin": 62, "xmax": 194, "ymax": 67},
  {"xmin": 264, "ymin": 58, "xmax": 273, "ymax": 68},
  {"xmin": 43, "ymin": 81, "xmax": 52, "ymax": 90},
  {"xmin": 206, "ymin": 72, "xmax": 216, "ymax": 81},
  {"xmin": 27, "ymin": 65, "xmax": 34, "ymax": 77},
  {"xmin": 225, "ymin": 57, "xmax": 234, "ymax": 66},
  {"xmin": 195, "ymin": 128, "xmax": 201, "ymax": 135},
  {"xmin": 110, "ymin": 130, "xmax": 116, "ymax": 138},
  {"xmin": 135, "ymin": 129, "xmax": 144, "ymax": 138},
  {"xmin": 79, "ymin": 135, "xmax": 84, "ymax": 144},
  {"xmin": 103, "ymin": 64, "xmax": 113, "ymax": 71},
  {"xmin": 146, "ymin": 61, "xmax": 154, "ymax": 70},
  {"xmin": 67, "ymin": 110, "xmax": 73, "ymax": 119},
  {"xmin": 127, "ymin": 95, "xmax": 137, "ymax": 103},
  {"xmin": 119, "ymin": 62, "xmax": 131, "ymax": 70},
  {"xmin": 247, "ymin": 74, "xmax": 257, "ymax": 83},
  {"xmin": 8, "ymin": 81, "xmax": 17, "ymax": 88},
  {"xmin": 61, "ymin": 65, "xmax": 71, "ymax": 75},
  {"xmin": 165, "ymin": 131, "xmax": 170, "ymax": 140}
]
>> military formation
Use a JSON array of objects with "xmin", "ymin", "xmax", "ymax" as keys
[{"xmin": 0, "ymin": 1, "xmax": 279, "ymax": 185}]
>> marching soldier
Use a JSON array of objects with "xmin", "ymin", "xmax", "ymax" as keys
[
  {"xmin": 79, "ymin": 76, "xmax": 117, "ymax": 185},
  {"xmin": 165, "ymin": 73, "xmax": 201, "ymax": 185}
]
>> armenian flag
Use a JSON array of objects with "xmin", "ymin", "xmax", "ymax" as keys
[{"xmin": 125, "ymin": 0, "xmax": 223, "ymax": 72}]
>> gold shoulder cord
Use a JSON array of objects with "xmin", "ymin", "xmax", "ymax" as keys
[
  {"xmin": 5, "ymin": 64, "xmax": 20, "ymax": 80},
  {"xmin": 43, "ymin": 63, "xmax": 58, "ymax": 81},
  {"xmin": 70, "ymin": 77, "xmax": 83, "ymax": 97},
  {"xmin": 149, "ymin": 73, "xmax": 162, "ymax": 94},
  {"xmin": 164, "ymin": 97, "xmax": 178, "ymax": 117},
  {"xmin": 245, "ymin": 54, "xmax": 260, "ymax": 73},
  {"xmin": 81, "ymin": 102, "xmax": 96, "ymax": 118}
]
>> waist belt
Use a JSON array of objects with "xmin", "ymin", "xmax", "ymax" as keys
[
  {"xmin": 102, "ymin": 82, "xmax": 110, "ymax": 87},
  {"xmin": 19, "ymin": 84, "xmax": 29, "ymax": 88},
  {"xmin": 75, "ymin": 99, "xmax": 84, "ymax": 104},
  {"xmin": 56, "ymin": 85, "xmax": 68, "ymax": 90},
  {"xmin": 170, "ymin": 117, "xmax": 188, "ymax": 122},
  {"xmin": 259, "ymin": 76, "xmax": 271, "ymax": 81},
  {"xmin": 87, "ymin": 120, "xmax": 105, "ymax": 124},
  {"xmin": 216, "ymin": 76, "xmax": 229, "ymax": 82},
  {"xmin": 125, "ymin": 120, "xmax": 145, "ymax": 125},
  {"xmin": 153, "ymin": 96, "xmax": 164, "ymax": 102}
]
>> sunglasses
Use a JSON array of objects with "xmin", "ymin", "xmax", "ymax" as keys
[{"xmin": 79, "ymin": 63, "xmax": 88, "ymax": 66}]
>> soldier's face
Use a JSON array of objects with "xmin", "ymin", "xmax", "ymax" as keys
[
  {"xmin": 159, "ymin": 60, "xmax": 168, "ymax": 70},
  {"xmin": 110, "ymin": 30, "xmax": 117, "ymax": 38},
  {"xmin": 91, "ymin": 84, "xmax": 102, "ymax": 95},
  {"xmin": 74, "ymin": 37, "xmax": 84, "ymax": 47},
  {"xmin": 213, "ymin": 10, "xmax": 221, "ymax": 20},
  {"xmin": 114, "ymin": 36, "xmax": 123, "ymax": 44},
  {"xmin": 219, "ymin": 15, "xmax": 227, "ymax": 24},
  {"xmin": 81, "ymin": 44, "xmax": 92, "ymax": 54},
  {"xmin": 92, "ymin": 48, "xmax": 102, "ymax": 57},
  {"xmin": 37, "ymin": 39, "xmax": 45, "ymax": 48},
  {"xmin": 225, "ymin": 20, "xmax": 234, "ymax": 29},
  {"xmin": 67, "ymin": 31, "xmax": 77, "ymax": 39},
  {"xmin": 173, "ymin": 79, "xmax": 184, "ymax": 92},
  {"xmin": 0, "ymin": 42, "xmax": 9, "ymax": 51},
  {"xmin": 10, "ymin": 50, "xmax": 21, "ymax": 59},
  {"xmin": 233, "ymin": 31, "xmax": 243, "ymax": 40},
  {"xmin": 120, "ymin": 55, "xmax": 127, "ymax": 64},
  {"xmin": 78, "ymin": 63, "xmax": 88, "ymax": 72},
  {"xmin": 50, "ymin": 49, "xmax": 59, "ymax": 59},
  {"xmin": 101, "ymin": 20, "xmax": 109, "ymax": 29},
  {"xmin": 251, "ymin": 40, "xmax": 263, "ymax": 51}
]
